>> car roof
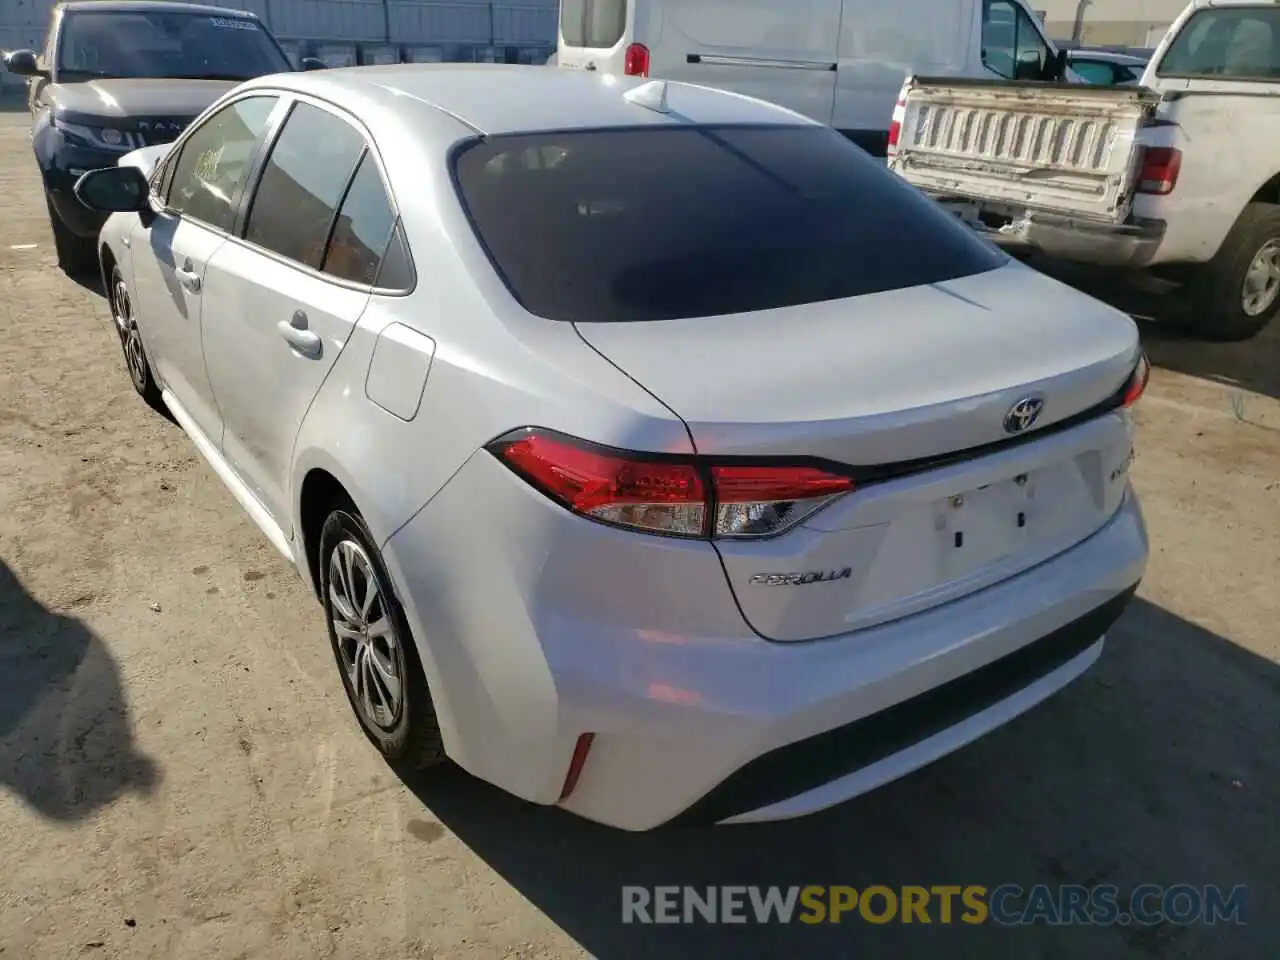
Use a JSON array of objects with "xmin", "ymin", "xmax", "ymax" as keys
[
  {"xmin": 58, "ymin": 1, "xmax": 258, "ymax": 16},
  {"xmin": 239, "ymin": 64, "xmax": 822, "ymax": 136}
]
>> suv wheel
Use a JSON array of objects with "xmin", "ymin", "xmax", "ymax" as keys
[
  {"xmin": 45, "ymin": 190, "xmax": 98, "ymax": 277},
  {"xmin": 319, "ymin": 507, "xmax": 446, "ymax": 771}
]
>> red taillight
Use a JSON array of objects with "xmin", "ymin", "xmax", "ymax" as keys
[
  {"xmin": 1138, "ymin": 147, "xmax": 1181, "ymax": 195},
  {"xmin": 488, "ymin": 429, "xmax": 854, "ymax": 539},
  {"xmin": 1122, "ymin": 353, "xmax": 1150, "ymax": 408},
  {"xmin": 558, "ymin": 733, "xmax": 595, "ymax": 802},
  {"xmin": 624, "ymin": 43, "xmax": 650, "ymax": 77}
]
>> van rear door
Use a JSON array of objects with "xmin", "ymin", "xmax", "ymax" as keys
[
  {"xmin": 557, "ymin": 0, "xmax": 633, "ymax": 74},
  {"xmin": 560, "ymin": 0, "xmax": 845, "ymax": 126}
]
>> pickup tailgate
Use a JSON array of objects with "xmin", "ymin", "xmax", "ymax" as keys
[{"xmin": 889, "ymin": 77, "xmax": 1160, "ymax": 223}]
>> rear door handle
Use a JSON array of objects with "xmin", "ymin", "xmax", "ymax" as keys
[
  {"xmin": 177, "ymin": 258, "xmax": 201, "ymax": 293},
  {"xmin": 277, "ymin": 310, "xmax": 322, "ymax": 358}
]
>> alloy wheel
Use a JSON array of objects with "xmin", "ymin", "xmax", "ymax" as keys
[
  {"xmin": 112, "ymin": 274, "xmax": 149, "ymax": 393},
  {"xmin": 328, "ymin": 538, "xmax": 405, "ymax": 730}
]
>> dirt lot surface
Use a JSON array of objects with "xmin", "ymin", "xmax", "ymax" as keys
[{"xmin": 0, "ymin": 102, "xmax": 1277, "ymax": 959}]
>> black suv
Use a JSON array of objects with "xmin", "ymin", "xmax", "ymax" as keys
[{"xmin": 4, "ymin": 1, "xmax": 322, "ymax": 275}]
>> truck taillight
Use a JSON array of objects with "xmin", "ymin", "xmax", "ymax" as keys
[
  {"xmin": 624, "ymin": 43, "xmax": 650, "ymax": 77},
  {"xmin": 488, "ymin": 429, "xmax": 853, "ymax": 539},
  {"xmin": 887, "ymin": 97, "xmax": 905, "ymax": 159},
  {"xmin": 1138, "ymin": 147, "xmax": 1181, "ymax": 195}
]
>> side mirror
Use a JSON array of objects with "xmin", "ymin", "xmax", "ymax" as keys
[
  {"xmin": 74, "ymin": 166, "xmax": 151, "ymax": 213},
  {"xmin": 4, "ymin": 48, "xmax": 44, "ymax": 78},
  {"xmin": 300, "ymin": 57, "xmax": 326, "ymax": 71},
  {"xmin": 1047, "ymin": 48, "xmax": 1069, "ymax": 81}
]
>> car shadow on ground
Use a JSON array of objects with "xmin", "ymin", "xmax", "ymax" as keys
[
  {"xmin": 0, "ymin": 560, "xmax": 159, "ymax": 820},
  {"xmin": 1034, "ymin": 258, "xmax": 1280, "ymax": 404},
  {"xmin": 405, "ymin": 597, "xmax": 1278, "ymax": 959},
  {"xmin": 0, "ymin": 94, "xmax": 26, "ymax": 115}
]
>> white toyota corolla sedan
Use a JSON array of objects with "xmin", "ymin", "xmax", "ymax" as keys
[{"xmin": 74, "ymin": 64, "xmax": 1149, "ymax": 831}]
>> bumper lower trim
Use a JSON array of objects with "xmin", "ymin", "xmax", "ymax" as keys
[{"xmin": 665, "ymin": 583, "xmax": 1139, "ymax": 826}]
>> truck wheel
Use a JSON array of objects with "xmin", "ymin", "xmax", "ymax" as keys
[
  {"xmin": 1184, "ymin": 203, "xmax": 1280, "ymax": 342},
  {"xmin": 45, "ymin": 191, "xmax": 97, "ymax": 278}
]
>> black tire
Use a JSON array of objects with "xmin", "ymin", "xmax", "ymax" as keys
[
  {"xmin": 45, "ymin": 190, "xmax": 98, "ymax": 277},
  {"xmin": 318, "ymin": 507, "xmax": 446, "ymax": 771},
  {"xmin": 1183, "ymin": 202, "xmax": 1280, "ymax": 342},
  {"xmin": 108, "ymin": 265, "xmax": 164, "ymax": 410}
]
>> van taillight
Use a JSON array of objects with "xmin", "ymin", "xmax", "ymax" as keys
[
  {"xmin": 624, "ymin": 43, "xmax": 650, "ymax": 77},
  {"xmin": 487, "ymin": 428, "xmax": 853, "ymax": 539},
  {"xmin": 1138, "ymin": 147, "xmax": 1181, "ymax": 195},
  {"xmin": 888, "ymin": 119, "xmax": 902, "ymax": 149}
]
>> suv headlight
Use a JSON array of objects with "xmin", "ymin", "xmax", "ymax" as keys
[{"xmin": 53, "ymin": 117, "xmax": 141, "ymax": 152}]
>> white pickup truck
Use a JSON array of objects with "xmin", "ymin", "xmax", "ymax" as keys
[{"xmin": 888, "ymin": 0, "xmax": 1280, "ymax": 341}]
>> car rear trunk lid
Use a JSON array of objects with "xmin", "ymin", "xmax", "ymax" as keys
[{"xmin": 574, "ymin": 261, "xmax": 1141, "ymax": 641}]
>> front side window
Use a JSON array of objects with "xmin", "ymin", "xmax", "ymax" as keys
[
  {"xmin": 165, "ymin": 96, "xmax": 278, "ymax": 231},
  {"xmin": 982, "ymin": 0, "xmax": 1051, "ymax": 80},
  {"xmin": 1159, "ymin": 9, "xmax": 1279, "ymax": 80},
  {"xmin": 56, "ymin": 10, "xmax": 290, "ymax": 81},
  {"xmin": 243, "ymin": 102, "xmax": 365, "ymax": 269},
  {"xmin": 1070, "ymin": 59, "xmax": 1116, "ymax": 84},
  {"xmin": 452, "ymin": 125, "xmax": 1007, "ymax": 324}
]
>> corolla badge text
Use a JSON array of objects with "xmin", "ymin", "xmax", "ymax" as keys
[{"xmin": 749, "ymin": 568, "xmax": 853, "ymax": 587}]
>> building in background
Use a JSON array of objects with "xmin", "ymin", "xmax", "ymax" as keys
[
  {"xmin": 1038, "ymin": 0, "xmax": 1189, "ymax": 48},
  {"xmin": 2, "ymin": 0, "xmax": 559, "ymax": 90}
]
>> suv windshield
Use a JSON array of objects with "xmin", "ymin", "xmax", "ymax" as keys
[
  {"xmin": 57, "ymin": 11, "xmax": 290, "ymax": 81},
  {"xmin": 453, "ymin": 125, "xmax": 1007, "ymax": 323},
  {"xmin": 1158, "ymin": 7, "xmax": 1280, "ymax": 80}
]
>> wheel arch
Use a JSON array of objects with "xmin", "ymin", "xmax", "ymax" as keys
[{"xmin": 1251, "ymin": 171, "xmax": 1280, "ymax": 207}]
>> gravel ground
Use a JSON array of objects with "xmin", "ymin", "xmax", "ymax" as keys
[{"xmin": 0, "ymin": 101, "xmax": 1277, "ymax": 959}]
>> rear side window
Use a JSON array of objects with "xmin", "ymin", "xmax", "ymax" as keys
[
  {"xmin": 1158, "ymin": 8, "xmax": 1279, "ymax": 80},
  {"xmin": 244, "ymin": 101, "xmax": 365, "ymax": 268},
  {"xmin": 323, "ymin": 151, "xmax": 400, "ymax": 287},
  {"xmin": 452, "ymin": 125, "xmax": 1007, "ymax": 323},
  {"xmin": 560, "ymin": 0, "xmax": 626, "ymax": 48}
]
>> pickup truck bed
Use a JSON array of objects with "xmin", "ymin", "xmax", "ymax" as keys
[{"xmin": 888, "ymin": 77, "xmax": 1162, "ymax": 224}]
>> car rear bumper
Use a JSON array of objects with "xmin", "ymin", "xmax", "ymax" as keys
[
  {"xmin": 383, "ymin": 450, "xmax": 1148, "ymax": 832},
  {"xmin": 936, "ymin": 199, "xmax": 1166, "ymax": 268}
]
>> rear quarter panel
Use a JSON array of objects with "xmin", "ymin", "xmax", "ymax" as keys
[{"xmin": 1135, "ymin": 88, "xmax": 1280, "ymax": 264}]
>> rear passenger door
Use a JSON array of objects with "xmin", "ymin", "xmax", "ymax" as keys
[{"xmin": 201, "ymin": 98, "xmax": 408, "ymax": 532}]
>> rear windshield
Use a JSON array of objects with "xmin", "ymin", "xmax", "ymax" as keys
[
  {"xmin": 1158, "ymin": 7, "xmax": 1280, "ymax": 80},
  {"xmin": 452, "ymin": 125, "xmax": 1008, "ymax": 323},
  {"xmin": 57, "ymin": 10, "xmax": 290, "ymax": 81}
]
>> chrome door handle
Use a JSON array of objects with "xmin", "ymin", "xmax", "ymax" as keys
[
  {"xmin": 177, "ymin": 258, "xmax": 201, "ymax": 293},
  {"xmin": 277, "ymin": 310, "xmax": 322, "ymax": 358}
]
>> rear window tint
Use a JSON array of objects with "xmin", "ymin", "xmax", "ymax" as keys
[{"xmin": 452, "ymin": 125, "xmax": 1008, "ymax": 323}]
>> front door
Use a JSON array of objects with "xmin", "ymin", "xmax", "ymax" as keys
[
  {"xmin": 202, "ymin": 99, "xmax": 396, "ymax": 529},
  {"xmin": 128, "ymin": 93, "xmax": 281, "ymax": 443}
]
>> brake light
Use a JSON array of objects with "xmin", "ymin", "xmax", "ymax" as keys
[
  {"xmin": 1122, "ymin": 352, "xmax": 1150, "ymax": 408},
  {"xmin": 1138, "ymin": 147, "xmax": 1181, "ymax": 195},
  {"xmin": 488, "ymin": 429, "xmax": 853, "ymax": 539},
  {"xmin": 624, "ymin": 43, "xmax": 650, "ymax": 77}
]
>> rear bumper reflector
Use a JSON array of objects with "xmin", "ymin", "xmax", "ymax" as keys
[{"xmin": 558, "ymin": 733, "xmax": 596, "ymax": 801}]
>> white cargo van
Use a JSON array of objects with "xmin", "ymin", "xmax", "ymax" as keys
[{"xmin": 555, "ymin": 0, "xmax": 1069, "ymax": 155}]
